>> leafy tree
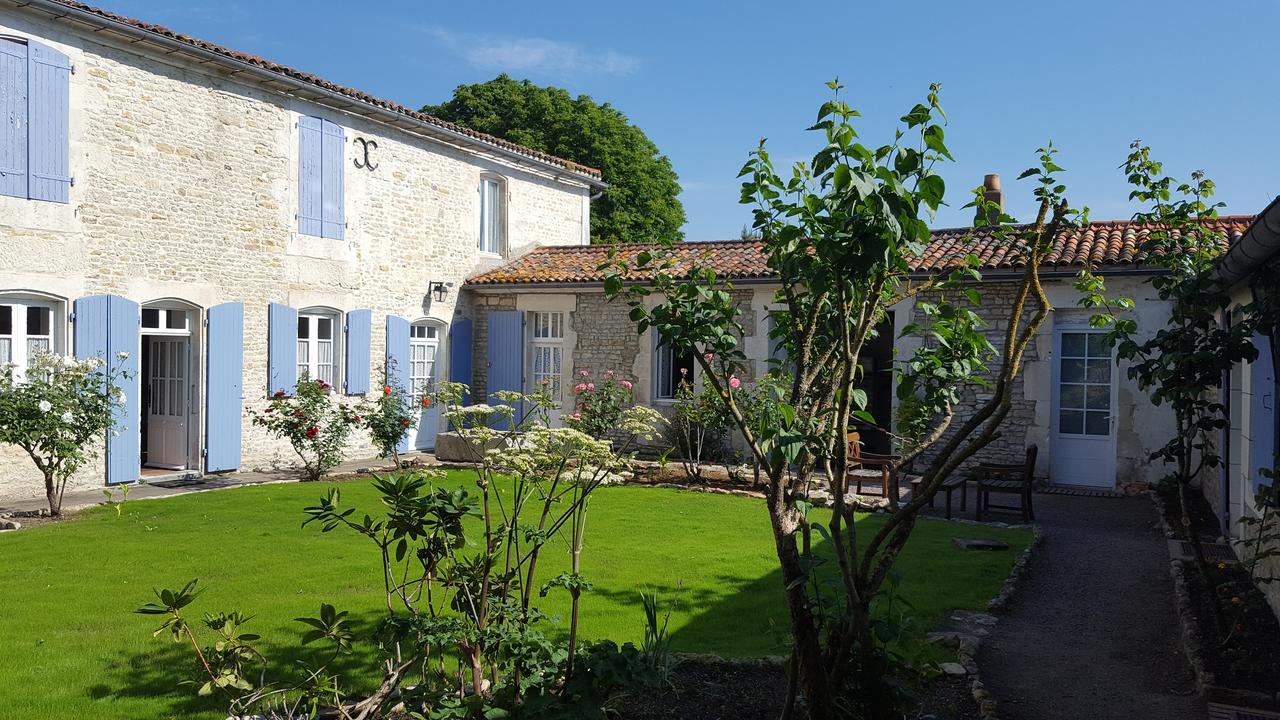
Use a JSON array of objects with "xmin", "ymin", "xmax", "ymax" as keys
[
  {"xmin": 0, "ymin": 352, "xmax": 129, "ymax": 515},
  {"xmin": 423, "ymin": 75, "xmax": 685, "ymax": 244},
  {"xmin": 1076, "ymin": 144, "xmax": 1263, "ymax": 630},
  {"xmin": 605, "ymin": 82, "xmax": 1081, "ymax": 716}
]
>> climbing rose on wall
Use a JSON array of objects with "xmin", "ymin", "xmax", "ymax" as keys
[{"xmin": 249, "ymin": 376, "xmax": 359, "ymax": 481}]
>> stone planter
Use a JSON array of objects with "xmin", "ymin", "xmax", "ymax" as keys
[{"xmin": 432, "ymin": 432, "xmax": 510, "ymax": 463}]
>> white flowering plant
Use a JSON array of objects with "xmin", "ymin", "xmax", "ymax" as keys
[{"xmin": 0, "ymin": 352, "xmax": 130, "ymax": 516}]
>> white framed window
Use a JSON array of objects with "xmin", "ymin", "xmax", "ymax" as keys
[
  {"xmin": 529, "ymin": 311, "xmax": 564, "ymax": 398},
  {"xmin": 479, "ymin": 175, "xmax": 506, "ymax": 255},
  {"xmin": 141, "ymin": 307, "xmax": 191, "ymax": 335},
  {"xmin": 0, "ymin": 296, "xmax": 61, "ymax": 378},
  {"xmin": 409, "ymin": 322, "xmax": 440, "ymax": 402},
  {"xmin": 653, "ymin": 341, "xmax": 695, "ymax": 401},
  {"xmin": 297, "ymin": 309, "xmax": 341, "ymax": 387}
]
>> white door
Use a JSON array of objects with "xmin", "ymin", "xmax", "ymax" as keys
[
  {"xmin": 411, "ymin": 324, "xmax": 442, "ymax": 450},
  {"xmin": 146, "ymin": 336, "xmax": 189, "ymax": 469},
  {"xmin": 1050, "ymin": 327, "xmax": 1117, "ymax": 487}
]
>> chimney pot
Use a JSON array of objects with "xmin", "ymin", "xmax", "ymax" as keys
[{"xmin": 982, "ymin": 173, "xmax": 1002, "ymax": 225}]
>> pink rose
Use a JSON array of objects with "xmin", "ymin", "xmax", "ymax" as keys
[
  {"xmin": 729, "ymin": 375, "xmax": 741, "ymax": 389},
  {"xmin": 579, "ymin": 370, "xmax": 589, "ymax": 377},
  {"xmin": 620, "ymin": 380, "xmax": 633, "ymax": 390},
  {"xmin": 680, "ymin": 367, "xmax": 689, "ymax": 376},
  {"xmin": 586, "ymin": 383, "xmax": 595, "ymax": 391},
  {"xmin": 704, "ymin": 352, "xmax": 714, "ymax": 362},
  {"xmin": 574, "ymin": 383, "xmax": 588, "ymax": 392},
  {"xmin": 606, "ymin": 370, "xmax": 615, "ymax": 377}
]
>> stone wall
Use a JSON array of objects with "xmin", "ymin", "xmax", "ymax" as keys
[{"xmin": 0, "ymin": 10, "xmax": 590, "ymax": 502}]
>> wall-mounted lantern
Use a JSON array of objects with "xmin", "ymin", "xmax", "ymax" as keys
[{"xmin": 425, "ymin": 281, "xmax": 452, "ymax": 306}]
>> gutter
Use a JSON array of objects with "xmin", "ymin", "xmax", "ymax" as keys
[
  {"xmin": 1218, "ymin": 196, "xmax": 1280, "ymax": 287},
  {"xmin": 13, "ymin": 0, "xmax": 608, "ymax": 190}
]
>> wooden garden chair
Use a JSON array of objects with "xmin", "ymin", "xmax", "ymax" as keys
[
  {"xmin": 974, "ymin": 444, "xmax": 1038, "ymax": 523},
  {"xmin": 846, "ymin": 432, "xmax": 902, "ymax": 505}
]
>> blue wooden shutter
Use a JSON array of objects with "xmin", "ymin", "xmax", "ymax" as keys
[
  {"xmin": 320, "ymin": 119, "xmax": 344, "ymax": 240},
  {"xmin": 386, "ymin": 315, "xmax": 411, "ymax": 453},
  {"xmin": 75, "ymin": 295, "xmax": 139, "ymax": 485},
  {"xmin": 267, "ymin": 303, "xmax": 298, "ymax": 395},
  {"xmin": 487, "ymin": 311, "xmax": 524, "ymax": 427},
  {"xmin": 449, "ymin": 318, "xmax": 473, "ymax": 405},
  {"xmin": 344, "ymin": 309, "xmax": 371, "ymax": 395},
  {"xmin": 206, "ymin": 303, "xmax": 244, "ymax": 473},
  {"xmin": 0, "ymin": 38, "xmax": 27, "ymax": 199},
  {"xmin": 26, "ymin": 40, "xmax": 70, "ymax": 203},
  {"xmin": 298, "ymin": 116, "xmax": 322, "ymax": 237},
  {"xmin": 1251, "ymin": 334, "xmax": 1276, "ymax": 496}
]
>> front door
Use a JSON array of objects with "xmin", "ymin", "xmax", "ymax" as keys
[
  {"xmin": 1050, "ymin": 327, "xmax": 1117, "ymax": 487},
  {"xmin": 411, "ymin": 324, "xmax": 442, "ymax": 450},
  {"xmin": 145, "ymin": 335, "xmax": 189, "ymax": 469}
]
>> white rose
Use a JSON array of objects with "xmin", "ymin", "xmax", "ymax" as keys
[
  {"xmin": 60, "ymin": 411, "xmax": 73, "ymax": 423},
  {"xmin": 38, "ymin": 400, "xmax": 52, "ymax": 413}
]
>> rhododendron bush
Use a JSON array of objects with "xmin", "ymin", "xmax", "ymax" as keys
[{"xmin": 250, "ymin": 376, "xmax": 359, "ymax": 481}]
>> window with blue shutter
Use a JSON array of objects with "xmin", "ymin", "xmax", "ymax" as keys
[
  {"xmin": 206, "ymin": 303, "xmax": 244, "ymax": 473},
  {"xmin": 344, "ymin": 309, "xmax": 371, "ymax": 395},
  {"xmin": 298, "ymin": 116, "xmax": 344, "ymax": 239},
  {"xmin": 267, "ymin": 302, "xmax": 298, "ymax": 395},
  {"xmin": 0, "ymin": 37, "xmax": 69, "ymax": 203},
  {"xmin": 386, "ymin": 316, "xmax": 411, "ymax": 453},
  {"xmin": 0, "ymin": 38, "xmax": 28, "ymax": 199}
]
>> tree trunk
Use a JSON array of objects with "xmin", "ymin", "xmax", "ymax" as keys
[
  {"xmin": 44, "ymin": 470, "xmax": 60, "ymax": 517},
  {"xmin": 769, "ymin": 509, "xmax": 835, "ymax": 719}
]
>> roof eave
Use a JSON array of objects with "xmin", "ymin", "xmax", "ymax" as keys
[
  {"xmin": 12, "ymin": 0, "xmax": 608, "ymax": 189},
  {"xmin": 1217, "ymin": 197, "xmax": 1280, "ymax": 288}
]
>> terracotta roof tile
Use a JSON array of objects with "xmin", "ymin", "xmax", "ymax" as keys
[
  {"xmin": 25, "ymin": 0, "xmax": 601, "ymax": 180},
  {"xmin": 466, "ymin": 217, "xmax": 1256, "ymax": 286}
]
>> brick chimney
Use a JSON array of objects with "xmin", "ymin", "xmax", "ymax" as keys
[{"xmin": 983, "ymin": 173, "xmax": 1002, "ymax": 225}]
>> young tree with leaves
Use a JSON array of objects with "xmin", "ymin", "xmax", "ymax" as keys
[
  {"xmin": 1076, "ymin": 144, "xmax": 1262, "ymax": 629},
  {"xmin": 606, "ymin": 82, "xmax": 1081, "ymax": 716}
]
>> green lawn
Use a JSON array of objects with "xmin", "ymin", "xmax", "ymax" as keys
[{"xmin": 0, "ymin": 473, "xmax": 1030, "ymax": 719}]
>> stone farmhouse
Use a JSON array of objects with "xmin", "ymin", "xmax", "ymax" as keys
[
  {"xmin": 0, "ymin": 0, "xmax": 603, "ymax": 500},
  {"xmin": 465, "ymin": 197, "xmax": 1255, "ymax": 492},
  {"xmin": 0, "ymin": 0, "xmax": 1267, "ymax": 508}
]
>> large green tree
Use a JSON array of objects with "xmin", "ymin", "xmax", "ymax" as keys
[{"xmin": 423, "ymin": 75, "xmax": 685, "ymax": 244}]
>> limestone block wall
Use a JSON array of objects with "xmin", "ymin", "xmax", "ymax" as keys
[{"xmin": 0, "ymin": 10, "xmax": 590, "ymax": 502}]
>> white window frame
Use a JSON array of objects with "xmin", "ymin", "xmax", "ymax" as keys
[
  {"xmin": 297, "ymin": 308, "xmax": 342, "ymax": 388},
  {"xmin": 478, "ymin": 175, "xmax": 506, "ymax": 256},
  {"xmin": 0, "ymin": 294, "xmax": 62, "ymax": 380},
  {"xmin": 652, "ymin": 340, "xmax": 694, "ymax": 402},
  {"xmin": 409, "ymin": 321, "xmax": 441, "ymax": 403},
  {"xmin": 528, "ymin": 311, "xmax": 564, "ymax": 399}
]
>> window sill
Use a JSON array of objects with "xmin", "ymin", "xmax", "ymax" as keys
[{"xmin": 479, "ymin": 250, "xmax": 505, "ymax": 260}]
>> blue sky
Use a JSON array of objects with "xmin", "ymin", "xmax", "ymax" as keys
[{"xmin": 106, "ymin": 0, "xmax": 1279, "ymax": 239}]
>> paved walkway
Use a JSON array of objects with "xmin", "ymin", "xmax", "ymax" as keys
[
  {"xmin": 0, "ymin": 451, "xmax": 443, "ymax": 515},
  {"xmin": 978, "ymin": 493, "xmax": 1205, "ymax": 720}
]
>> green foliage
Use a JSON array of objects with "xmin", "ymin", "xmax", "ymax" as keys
[
  {"xmin": 360, "ymin": 360, "xmax": 417, "ymax": 466},
  {"xmin": 423, "ymin": 74, "xmax": 685, "ymax": 245},
  {"xmin": 0, "ymin": 352, "xmax": 129, "ymax": 515},
  {"xmin": 249, "ymin": 376, "xmax": 360, "ymax": 481},
  {"xmin": 665, "ymin": 375, "xmax": 731, "ymax": 482},
  {"xmin": 562, "ymin": 370, "xmax": 636, "ymax": 440}
]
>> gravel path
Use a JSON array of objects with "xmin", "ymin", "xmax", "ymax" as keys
[{"xmin": 977, "ymin": 493, "xmax": 1206, "ymax": 720}]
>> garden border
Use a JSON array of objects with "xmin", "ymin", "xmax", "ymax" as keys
[{"xmin": 1151, "ymin": 490, "xmax": 1280, "ymax": 712}]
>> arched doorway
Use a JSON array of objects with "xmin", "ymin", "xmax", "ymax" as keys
[{"xmin": 410, "ymin": 319, "xmax": 446, "ymax": 450}]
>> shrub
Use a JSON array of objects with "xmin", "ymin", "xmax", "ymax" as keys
[
  {"xmin": 249, "ymin": 376, "xmax": 358, "ymax": 481},
  {"xmin": 665, "ymin": 375, "xmax": 731, "ymax": 482},
  {"xmin": 360, "ymin": 364, "xmax": 417, "ymax": 467},
  {"xmin": 0, "ymin": 352, "xmax": 128, "ymax": 516},
  {"xmin": 563, "ymin": 369, "xmax": 635, "ymax": 440}
]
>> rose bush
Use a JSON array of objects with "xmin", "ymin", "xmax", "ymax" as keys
[
  {"xmin": 249, "ymin": 376, "xmax": 358, "ymax": 481},
  {"xmin": 360, "ymin": 368, "xmax": 417, "ymax": 467},
  {"xmin": 563, "ymin": 369, "xmax": 637, "ymax": 440},
  {"xmin": 0, "ymin": 352, "xmax": 129, "ymax": 515}
]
